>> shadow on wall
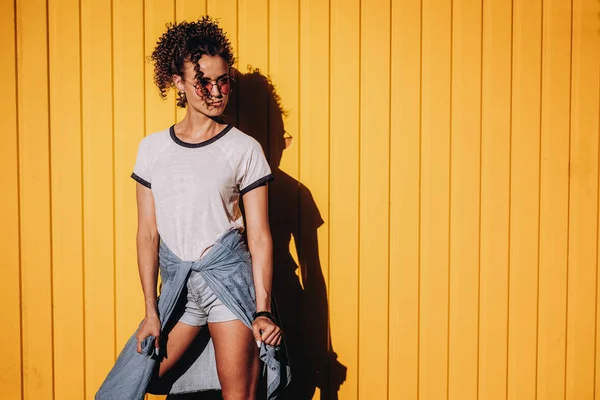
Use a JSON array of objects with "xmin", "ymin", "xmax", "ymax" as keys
[
  {"xmin": 165, "ymin": 68, "xmax": 346, "ymax": 399},
  {"xmin": 232, "ymin": 68, "xmax": 348, "ymax": 400}
]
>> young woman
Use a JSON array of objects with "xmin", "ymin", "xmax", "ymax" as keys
[{"xmin": 96, "ymin": 17, "xmax": 289, "ymax": 400}]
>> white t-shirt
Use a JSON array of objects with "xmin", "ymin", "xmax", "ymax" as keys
[{"xmin": 131, "ymin": 124, "xmax": 273, "ymax": 261}]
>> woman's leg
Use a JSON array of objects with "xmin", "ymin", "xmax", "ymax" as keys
[
  {"xmin": 158, "ymin": 322, "xmax": 204, "ymax": 378},
  {"xmin": 208, "ymin": 320, "xmax": 260, "ymax": 400},
  {"xmin": 158, "ymin": 272, "xmax": 208, "ymax": 377}
]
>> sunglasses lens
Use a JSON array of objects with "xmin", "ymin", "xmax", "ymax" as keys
[
  {"xmin": 219, "ymin": 81, "xmax": 231, "ymax": 94},
  {"xmin": 195, "ymin": 78, "xmax": 231, "ymax": 96}
]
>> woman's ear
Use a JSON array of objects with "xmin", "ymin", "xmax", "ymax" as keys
[{"xmin": 173, "ymin": 74, "xmax": 185, "ymax": 93}]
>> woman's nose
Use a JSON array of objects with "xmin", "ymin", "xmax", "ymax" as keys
[{"xmin": 211, "ymin": 83, "xmax": 222, "ymax": 97}]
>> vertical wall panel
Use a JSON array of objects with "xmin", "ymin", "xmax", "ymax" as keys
[
  {"xmin": 113, "ymin": 0, "xmax": 147, "ymax": 352},
  {"xmin": 267, "ymin": 1, "xmax": 301, "ymax": 314},
  {"xmin": 266, "ymin": 6, "xmax": 302, "ymax": 380},
  {"xmin": 48, "ymin": 0, "xmax": 85, "ymax": 398},
  {"xmin": 267, "ymin": 0, "xmax": 305, "ymax": 396},
  {"xmin": 115, "ymin": 3, "xmax": 157, "ymax": 399},
  {"xmin": 330, "ymin": 0, "xmax": 360, "ymax": 398},
  {"xmin": 299, "ymin": 2, "xmax": 330, "ymax": 398},
  {"xmin": 268, "ymin": 0, "xmax": 299, "ymax": 177},
  {"xmin": 174, "ymin": 1, "xmax": 207, "ymax": 123},
  {"xmin": 358, "ymin": 1, "xmax": 390, "ymax": 399},
  {"xmin": 207, "ymin": 0, "xmax": 237, "ymax": 127},
  {"xmin": 508, "ymin": 1, "xmax": 543, "ymax": 399},
  {"xmin": 448, "ymin": 0, "xmax": 482, "ymax": 399},
  {"xmin": 238, "ymin": 0, "xmax": 268, "ymax": 70},
  {"xmin": 479, "ymin": 0, "xmax": 511, "ymax": 399},
  {"xmin": 389, "ymin": 0, "xmax": 420, "ymax": 399},
  {"xmin": 299, "ymin": 0, "xmax": 330, "ymax": 281},
  {"xmin": 143, "ymin": 4, "xmax": 174, "ymax": 399},
  {"xmin": 537, "ymin": 0, "xmax": 572, "ymax": 398},
  {"xmin": 0, "ymin": 0, "xmax": 23, "ymax": 398},
  {"xmin": 81, "ymin": 0, "xmax": 115, "ymax": 396},
  {"xmin": 238, "ymin": 0, "xmax": 269, "ymax": 150},
  {"xmin": 420, "ymin": 0, "xmax": 452, "ymax": 398},
  {"xmin": 565, "ymin": 0, "xmax": 600, "ymax": 398},
  {"xmin": 144, "ymin": 0, "xmax": 176, "ymax": 135},
  {"xmin": 16, "ymin": 0, "xmax": 55, "ymax": 398},
  {"xmin": 206, "ymin": 0, "xmax": 237, "ymax": 67}
]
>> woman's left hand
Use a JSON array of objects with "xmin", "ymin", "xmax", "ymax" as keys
[{"xmin": 252, "ymin": 316, "xmax": 282, "ymax": 348}]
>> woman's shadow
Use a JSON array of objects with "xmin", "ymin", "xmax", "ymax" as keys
[
  {"xmin": 230, "ymin": 68, "xmax": 347, "ymax": 400},
  {"xmin": 166, "ymin": 68, "xmax": 346, "ymax": 400}
]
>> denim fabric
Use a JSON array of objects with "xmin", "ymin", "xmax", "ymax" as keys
[{"xmin": 95, "ymin": 228, "xmax": 291, "ymax": 399}]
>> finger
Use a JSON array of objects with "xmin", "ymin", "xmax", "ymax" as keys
[
  {"xmin": 260, "ymin": 325, "xmax": 275, "ymax": 342},
  {"xmin": 252, "ymin": 322, "xmax": 262, "ymax": 345},
  {"xmin": 136, "ymin": 336, "xmax": 142, "ymax": 353},
  {"xmin": 263, "ymin": 328, "xmax": 281, "ymax": 345},
  {"xmin": 267, "ymin": 331, "xmax": 282, "ymax": 346},
  {"xmin": 272, "ymin": 334, "xmax": 282, "ymax": 347},
  {"xmin": 263, "ymin": 324, "xmax": 279, "ymax": 339}
]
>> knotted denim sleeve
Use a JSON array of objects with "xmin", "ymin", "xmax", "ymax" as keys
[{"xmin": 96, "ymin": 229, "xmax": 291, "ymax": 399}]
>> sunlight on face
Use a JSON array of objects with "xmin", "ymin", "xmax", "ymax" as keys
[{"xmin": 182, "ymin": 55, "xmax": 231, "ymax": 117}]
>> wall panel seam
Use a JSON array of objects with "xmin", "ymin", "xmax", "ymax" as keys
[
  {"xmin": 504, "ymin": 0, "xmax": 514, "ymax": 397},
  {"xmin": 534, "ymin": 1, "xmax": 545, "ymax": 397},
  {"xmin": 357, "ymin": 0, "xmax": 362, "ymax": 397},
  {"xmin": 477, "ymin": 1, "xmax": 484, "ymax": 398},
  {"xmin": 593, "ymin": 28, "xmax": 600, "ymax": 394},
  {"xmin": 446, "ymin": 0, "xmax": 454, "ymax": 398},
  {"xmin": 45, "ymin": 0, "xmax": 57, "ymax": 396},
  {"xmin": 78, "ymin": 0, "xmax": 87, "ymax": 394},
  {"xmin": 563, "ymin": 1, "xmax": 574, "ymax": 397},
  {"xmin": 387, "ymin": 0, "xmax": 392, "ymax": 398},
  {"xmin": 418, "ymin": 0, "xmax": 423, "ymax": 398},
  {"xmin": 14, "ymin": 0, "xmax": 25, "ymax": 397},
  {"xmin": 110, "ymin": 0, "xmax": 118, "ymax": 364}
]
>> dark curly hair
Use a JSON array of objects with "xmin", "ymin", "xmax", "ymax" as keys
[{"xmin": 150, "ymin": 16, "xmax": 235, "ymax": 107}]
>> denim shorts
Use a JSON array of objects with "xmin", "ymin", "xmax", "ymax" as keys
[{"xmin": 179, "ymin": 271, "xmax": 237, "ymax": 326}]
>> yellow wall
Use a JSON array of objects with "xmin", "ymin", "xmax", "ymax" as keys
[{"xmin": 1, "ymin": 0, "xmax": 599, "ymax": 399}]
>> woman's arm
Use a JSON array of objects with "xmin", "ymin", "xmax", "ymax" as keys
[
  {"xmin": 243, "ymin": 185, "xmax": 273, "ymax": 312},
  {"xmin": 243, "ymin": 185, "xmax": 281, "ymax": 346},
  {"xmin": 134, "ymin": 182, "xmax": 161, "ymax": 353}
]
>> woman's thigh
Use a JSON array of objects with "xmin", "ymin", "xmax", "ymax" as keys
[
  {"xmin": 208, "ymin": 320, "xmax": 259, "ymax": 400},
  {"xmin": 158, "ymin": 322, "xmax": 204, "ymax": 378}
]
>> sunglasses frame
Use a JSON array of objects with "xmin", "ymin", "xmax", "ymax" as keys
[{"xmin": 184, "ymin": 75, "xmax": 233, "ymax": 97}]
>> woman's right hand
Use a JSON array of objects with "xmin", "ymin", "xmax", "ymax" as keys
[{"xmin": 136, "ymin": 314, "xmax": 161, "ymax": 354}]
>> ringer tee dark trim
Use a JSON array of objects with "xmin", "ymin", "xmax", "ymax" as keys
[
  {"xmin": 170, "ymin": 124, "xmax": 233, "ymax": 148},
  {"xmin": 240, "ymin": 174, "xmax": 275, "ymax": 196},
  {"xmin": 131, "ymin": 172, "xmax": 151, "ymax": 189}
]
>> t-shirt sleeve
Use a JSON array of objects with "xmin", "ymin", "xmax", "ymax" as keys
[
  {"xmin": 238, "ymin": 138, "xmax": 274, "ymax": 195},
  {"xmin": 131, "ymin": 138, "xmax": 152, "ymax": 189}
]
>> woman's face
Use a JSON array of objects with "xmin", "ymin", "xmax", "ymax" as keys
[{"xmin": 175, "ymin": 55, "xmax": 231, "ymax": 117}]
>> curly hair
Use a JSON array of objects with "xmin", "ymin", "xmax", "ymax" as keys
[{"xmin": 150, "ymin": 16, "xmax": 235, "ymax": 107}]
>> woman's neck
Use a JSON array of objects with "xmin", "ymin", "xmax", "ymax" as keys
[{"xmin": 175, "ymin": 111, "xmax": 226, "ymax": 143}]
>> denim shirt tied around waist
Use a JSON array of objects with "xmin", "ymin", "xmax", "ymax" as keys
[{"xmin": 95, "ymin": 228, "xmax": 291, "ymax": 400}]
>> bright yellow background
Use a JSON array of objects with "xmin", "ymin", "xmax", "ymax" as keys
[{"xmin": 1, "ymin": 0, "xmax": 600, "ymax": 399}]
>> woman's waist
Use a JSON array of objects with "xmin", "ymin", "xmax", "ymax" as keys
[{"xmin": 158, "ymin": 228, "xmax": 249, "ymax": 275}]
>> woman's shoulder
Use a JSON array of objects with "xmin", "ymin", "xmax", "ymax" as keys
[
  {"xmin": 224, "ymin": 126, "xmax": 254, "ymax": 142},
  {"xmin": 137, "ymin": 127, "xmax": 172, "ymax": 156},
  {"xmin": 141, "ymin": 126, "xmax": 171, "ymax": 145},
  {"xmin": 222, "ymin": 126, "xmax": 264, "ymax": 151}
]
